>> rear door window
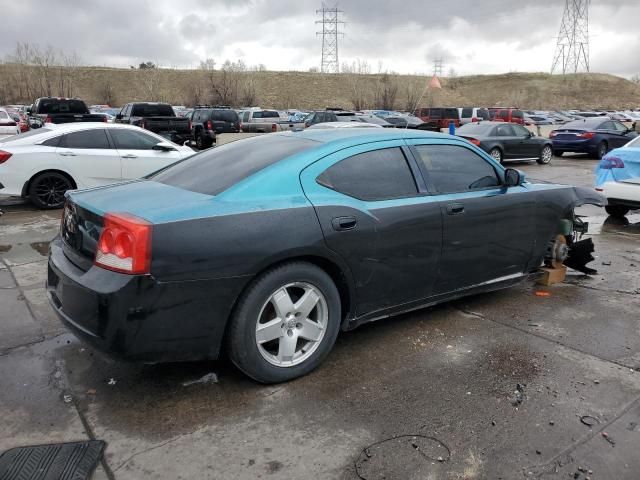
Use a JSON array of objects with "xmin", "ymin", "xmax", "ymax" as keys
[
  {"xmin": 495, "ymin": 124, "xmax": 516, "ymax": 136},
  {"xmin": 414, "ymin": 145, "xmax": 500, "ymax": 194},
  {"xmin": 153, "ymin": 135, "xmax": 318, "ymax": 195},
  {"xmin": 211, "ymin": 110, "xmax": 239, "ymax": 122},
  {"xmin": 461, "ymin": 108, "xmax": 472, "ymax": 118},
  {"xmin": 110, "ymin": 129, "xmax": 160, "ymax": 150},
  {"xmin": 60, "ymin": 129, "xmax": 111, "ymax": 149},
  {"xmin": 131, "ymin": 104, "xmax": 174, "ymax": 117},
  {"xmin": 316, "ymin": 147, "xmax": 417, "ymax": 201}
]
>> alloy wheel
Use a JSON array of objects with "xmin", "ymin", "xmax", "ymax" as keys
[
  {"xmin": 255, "ymin": 282, "xmax": 328, "ymax": 367},
  {"xmin": 33, "ymin": 175, "xmax": 71, "ymax": 208},
  {"xmin": 540, "ymin": 146, "xmax": 552, "ymax": 164},
  {"xmin": 490, "ymin": 148, "xmax": 502, "ymax": 163}
]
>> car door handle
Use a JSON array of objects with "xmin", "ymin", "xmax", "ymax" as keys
[
  {"xmin": 332, "ymin": 216, "xmax": 357, "ymax": 231},
  {"xmin": 446, "ymin": 203, "xmax": 465, "ymax": 215},
  {"xmin": 58, "ymin": 151, "xmax": 76, "ymax": 156},
  {"xmin": 121, "ymin": 154, "xmax": 137, "ymax": 159}
]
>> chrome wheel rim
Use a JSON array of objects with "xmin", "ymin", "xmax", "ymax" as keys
[
  {"xmin": 490, "ymin": 149, "xmax": 501, "ymax": 162},
  {"xmin": 541, "ymin": 146, "xmax": 552, "ymax": 163},
  {"xmin": 34, "ymin": 176, "xmax": 70, "ymax": 207},
  {"xmin": 255, "ymin": 282, "xmax": 328, "ymax": 367}
]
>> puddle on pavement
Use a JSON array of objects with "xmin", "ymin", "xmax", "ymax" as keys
[
  {"xmin": 29, "ymin": 242, "xmax": 50, "ymax": 256},
  {"xmin": 0, "ymin": 245, "xmax": 11, "ymax": 253}
]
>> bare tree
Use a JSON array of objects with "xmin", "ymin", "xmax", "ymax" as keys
[
  {"xmin": 343, "ymin": 59, "xmax": 371, "ymax": 110},
  {"xmin": 373, "ymin": 73, "xmax": 398, "ymax": 110},
  {"xmin": 404, "ymin": 79, "xmax": 423, "ymax": 113},
  {"xmin": 98, "ymin": 78, "xmax": 116, "ymax": 105}
]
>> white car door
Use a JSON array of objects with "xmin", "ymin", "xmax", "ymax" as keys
[
  {"xmin": 108, "ymin": 128, "xmax": 186, "ymax": 179},
  {"xmin": 55, "ymin": 128, "xmax": 122, "ymax": 188}
]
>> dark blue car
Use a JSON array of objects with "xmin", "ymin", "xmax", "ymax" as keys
[
  {"xmin": 550, "ymin": 118, "xmax": 637, "ymax": 159},
  {"xmin": 46, "ymin": 129, "xmax": 604, "ymax": 383}
]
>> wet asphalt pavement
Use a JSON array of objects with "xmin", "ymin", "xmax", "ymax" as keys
[{"xmin": 1, "ymin": 154, "xmax": 640, "ymax": 479}]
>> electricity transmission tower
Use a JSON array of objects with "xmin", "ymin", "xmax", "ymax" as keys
[
  {"xmin": 316, "ymin": 3, "xmax": 344, "ymax": 73},
  {"xmin": 433, "ymin": 58, "xmax": 444, "ymax": 77},
  {"xmin": 551, "ymin": 0, "xmax": 590, "ymax": 74}
]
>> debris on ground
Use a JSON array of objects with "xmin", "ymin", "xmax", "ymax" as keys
[
  {"xmin": 86, "ymin": 388, "xmax": 96, "ymax": 395},
  {"xmin": 601, "ymin": 431, "xmax": 615, "ymax": 446},
  {"xmin": 601, "ymin": 260, "xmax": 612, "ymax": 266},
  {"xmin": 534, "ymin": 291, "xmax": 551, "ymax": 297},
  {"xmin": 182, "ymin": 372, "xmax": 219, "ymax": 387},
  {"xmin": 510, "ymin": 383, "xmax": 526, "ymax": 406},
  {"xmin": 107, "ymin": 378, "xmax": 116, "ymax": 386},
  {"xmin": 63, "ymin": 394, "xmax": 72, "ymax": 403},
  {"xmin": 579, "ymin": 415, "xmax": 599, "ymax": 427}
]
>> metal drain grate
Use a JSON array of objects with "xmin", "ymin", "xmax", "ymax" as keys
[{"xmin": 0, "ymin": 440, "xmax": 105, "ymax": 480}]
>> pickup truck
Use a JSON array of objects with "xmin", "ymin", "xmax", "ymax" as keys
[
  {"xmin": 115, "ymin": 102, "xmax": 191, "ymax": 144},
  {"xmin": 238, "ymin": 109, "xmax": 304, "ymax": 133},
  {"xmin": 28, "ymin": 98, "xmax": 106, "ymax": 125}
]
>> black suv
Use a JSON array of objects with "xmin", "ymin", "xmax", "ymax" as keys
[{"xmin": 191, "ymin": 107, "xmax": 240, "ymax": 149}]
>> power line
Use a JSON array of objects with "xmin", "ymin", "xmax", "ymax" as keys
[
  {"xmin": 551, "ymin": 0, "xmax": 590, "ymax": 74},
  {"xmin": 316, "ymin": 3, "xmax": 344, "ymax": 73}
]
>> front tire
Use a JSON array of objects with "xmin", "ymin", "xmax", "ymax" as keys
[
  {"xmin": 227, "ymin": 262, "xmax": 341, "ymax": 383},
  {"xmin": 489, "ymin": 147, "xmax": 503, "ymax": 164},
  {"xmin": 28, "ymin": 172, "xmax": 73, "ymax": 209},
  {"xmin": 538, "ymin": 145, "xmax": 552, "ymax": 164},
  {"xmin": 605, "ymin": 205, "xmax": 630, "ymax": 218}
]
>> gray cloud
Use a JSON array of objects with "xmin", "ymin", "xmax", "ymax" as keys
[{"xmin": 1, "ymin": 0, "xmax": 638, "ymax": 77}]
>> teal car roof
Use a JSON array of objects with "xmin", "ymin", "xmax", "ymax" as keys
[{"xmin": 282, "ymin": 128, "xmax": 450, "ymax": 145}]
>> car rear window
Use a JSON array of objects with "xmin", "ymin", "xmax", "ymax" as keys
[
  {"xmin": 210, "ymin": 110, "xmax": 239, "ymax": 122},
  {"xmin": 457, "ymin": 123, "xmax": 494, "ymax": 135},
  {"xmin": 131, "ymin": 104, "xmax": 175, "ymax": 117},
  {"xmin": 0, "ymin": 128, "xmax": 52, "ymax": 143},
  {"xmin": 152, "ymin": 135, "xmax": 318, "ymax": 195},
  {"xmin": 37, "ymin": 99, "xmax": 88, "ymax": 114},
  {"xmin": 252, "ymin": 110, "xmax": 279, "ymax": 119}
]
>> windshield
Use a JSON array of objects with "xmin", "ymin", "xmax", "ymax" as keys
[
  {"xmin": 131, "ymin": 104, "xmax": 175, "ymax": 117},
  {"xmin": 37, "ymin": 99, "xmax": 88, "ymax": 114},
  {"xmin": 152, "ymin": 135, "xmax": 318, "ymax": 195}
]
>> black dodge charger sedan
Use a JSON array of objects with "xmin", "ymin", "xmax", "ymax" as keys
[
  {"xmin": 457, "ymin": 121, "xmax": 554, "ymax": 165},
  {"xmin": 47, "ymin": 129, "xmax": 603, "ymax": 383}
]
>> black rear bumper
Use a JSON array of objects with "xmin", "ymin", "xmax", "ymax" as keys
[{"xmin": 46, "ymin": 236, "xmax": 250, "ymax": 362}]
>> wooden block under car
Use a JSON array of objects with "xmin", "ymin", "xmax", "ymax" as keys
[{"xmin": 537, "ymin": 265, "xmax": 567, "ymax": 286}]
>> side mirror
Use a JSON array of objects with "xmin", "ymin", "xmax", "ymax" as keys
[
  {"xmin": 153, "ymin": 142, "xmax": 176, "ymax": 152},
  {"xmin": 504, "ymin": 168, "xmax": 525, "ymax": 187},
  {"xmin": 115, "ymin": 113, "xmax": 123, "ymax": 120}
]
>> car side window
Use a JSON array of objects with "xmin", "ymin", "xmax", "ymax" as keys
[
  {"xmin": 42, "ymin": 135, "xmax": 62, "ymax": 147},
  {"xmin": 499, "ymin": 111, "xmax": 509, "ymax": 119},
  {"xmin": 414, "ymin": 145, "xmax": 501, "ymax": 194},
  {"xmin": 59, "ymin": 129, "xmax": 111, "ymax": 149},
  {"xmin": 242, "ymin": 111, "xmax": 250, "ymax": 122},
  {"xmin": 599, "ymin": 121, "xmax": 614, "ymax": 130},
  {"xmin": 462, "ymin": 108, "xmax": 472, "ymax": 118},
  {"xmin": 316, "ymin": 147, "xmax": 417, "ymax": 201},
  {"xmin": 495, "ymin": 124, "xmax": 515, "ymax": 136},
  {"xmin": 513, "ymin": 125, "xmax": 530, "ymax": 136},
  {"xmin": 612, "ymin": 121, "xmax": 627, "ymax": 132},
  {"xmin": 110, "ymin": 129, "xmax": 160, "ymax": 150},
  {"xmin": 512, "ymin": 110, "xmax": 524, "ymax": 119}
]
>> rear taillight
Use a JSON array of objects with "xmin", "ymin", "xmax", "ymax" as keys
[
  {"xmin": 549, "ymin": 131, "xmax": 557, "ymax": 138},
  {"xmin": 599, "ymin": 156, "xmax": 625, "ymax": 169},
  {"xmin": 471, "ymin": 117, "xmax": 478, "ymax": 122},
  {"xmin": 469, "ymin": 138, "xmax": 481, "ymax": 146},
  {"xmin": 577, "ymin": 132, "xmax": 595, "ymax": 139},
  {"xmin": 206, "ymin": 120, "xmax": 213, "ymax": 130},
  {"xmin": 44, "ymin": 116, "xmax": 52, "ymax": 124},
  {"xmin": 271, "ymin": 123, "xmax": 277, "ymax": 132},
  {"xmin": 95, "ymin": 213, "xmax": 152, "ymax": 275},
  {"xmin": 0, "ymin": 150, "xmax": 12, "ymax": 164},
  {"xmin": 188, "ymin": 120, "xmax": 192, "ymax": 131}
]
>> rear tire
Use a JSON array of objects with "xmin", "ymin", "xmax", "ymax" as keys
[
  {"xmin": 605, "ymin": 205, "xmax": 630, "ymax": 218},
  {"xmin": 596, "ymin": 141, "xmax": 608, "ymax": 159},
  {"xmin": 537, "ymin": 145, "xmax": 552, "ymax": 164},
  {"xmin": 195, "ymin": 132, "xmax": 204, "ymax": 150},
  {"xmin": 28, "ymin": 172, "xmax": 73, "ymax": 209},
  {"xmin": 489, "ymin": 147, "xmax": 503, "ymax": 164},
  {"xmin": 227, "ymin": 262, "xmax": 341, "ymax": 383}
]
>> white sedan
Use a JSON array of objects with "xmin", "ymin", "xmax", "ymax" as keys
[
  {"xmin": 0, "ymin": 123, "xmax": 194, "ymax": 209},
  {"xmin": 0, "ymin": 108, "xmax": 21, "ymax": 139}
]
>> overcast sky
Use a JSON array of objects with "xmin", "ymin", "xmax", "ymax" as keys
[{"xmin": 2, "ymin": 0, "xmax": 639, "ymax": 77}]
